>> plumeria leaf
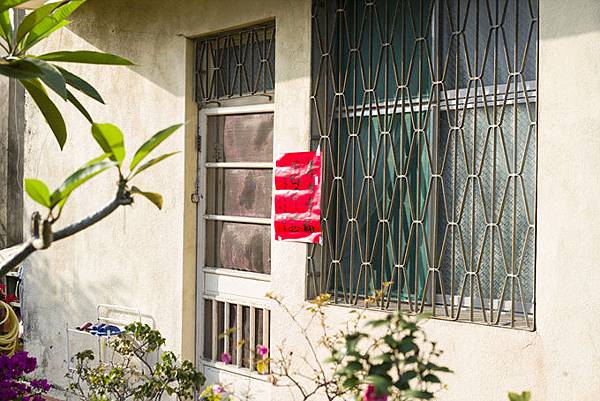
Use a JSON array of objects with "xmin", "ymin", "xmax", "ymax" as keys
[
  {"xmin": 0, "ymin": 0, "xmax": 30, "ymax": 14},
  {"xmin": 37, "ymin": 50, "xmax": 133, "ymax": 65},
  {"xmin": 67, "ymin": 89, "xmax": 93, "ymax": 123},
  {"xmin": 24, "ymin": 178, "xmax": 51, "ymax": 208},
  {"xmin": 24, "ymin": 57, "xmax": 68, "ymax": 99},
  {"xmin": 131, "ymin": 186, "xmax": 163, "ymax": 210},
  {"xmin": 21, "ymin": 19, "xmax": 70, "ymax": 51},
  {"xmin": 130, "ymin": 151, "xmax": 179, "ymax": 179},
  {"xmin": 57, "ymin": 66, "xmax": 104, "ymax": 103},
  {"xmin": 50, "ymin": 158, "xmax": 116, "ymax": 207},
  {"xmin": 129, "ymin": 124, "xmax": 182, "ymax": 171},
  {"xmin": 20, "ymin": 0, "xmax": 85, "ymax": 50},
  {"xmin": 0, "ymin": 10, "xmax": 13, "ymax": 43},
  {"xmin": 91, "ymin": 123, "xmax": 125, "ymax": 165},
  {"xmin": 15, "ymin": 2, "xmax": 61, "ymax": 44},
  {"xmin": 21, "ymin": 78, "xmax": 67, "ymax": 149},
  {"xmin": 0, "ymin": 58, "xmax": 43, "ymax": 79}
]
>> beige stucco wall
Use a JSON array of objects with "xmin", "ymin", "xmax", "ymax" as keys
[{"xmin": 19, "ymin": 0, "xmax": 600, "ymax": 400}]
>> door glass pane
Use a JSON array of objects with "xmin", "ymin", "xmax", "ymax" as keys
[
  {"xmin": 206, "ymin": 168, "xmax": 272, "ymax": 218},
  {"xmin": 207, "ymin": 113, "xmax": 273, "ymax": 162},
  {"xmin": 205, "ymin": 221, "xmax": 271, "ymax": 274}
]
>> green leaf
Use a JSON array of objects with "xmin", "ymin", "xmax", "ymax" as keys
[
  {"xmin": 50, "ymin": 158, "xmax": 116, "ymax": 207},
  {"xmin": 425, "ymin": 362, "xmax": 452, "ymax": 373},
  {"xmin": 0, "ymin": 59, "xmax": 43, "ymax": 79},
  {"xmin": 67, "ymin": 89, "xmax": 92, "ymax": 123},
  {"xmin": 0, "ymin": 0, "xmax": 30, "ymax": 14},
  {"xmin": 91, "ymin": 123, "xmax": 125, "ymax": 165},
  {"xmin": 37, "ymin": 50, "xmax": 134, "ymax": 65},
  {"xmin": 21, "ymin": 18, "xmax": 70, "ymax": 51},
  {"xmin": 366, "ymin": 319, "xmax": 388, "ymax": 328},
  {"xmin": 398, "ymin": 338, "xmax": 417, "ymax": 354},
  {"xmin": 345, "ymin": 361, "xmax": 362, "ymax": 373},
  {"xmin": 130, "ymin": 151, "xmax": 179, "ymax": 179},
  {"xmin": 129, "ymin": 124, "xmax": 182, "ymax": 170},
  {"xmin": 24, "ymin": 178, "xmax": 51, "ymax": 208},
  {"xmin": 21, "ymin": 78, "xmax": 67, "ymax": 149},
  {"xmin": 0, "ymin": 10, "xmax": 12, "ymax": 43},
  {"xmin": 131, "ymin": 186, "xmax": 163, "ymax": 210},
  {"xmin": 508, "ymin": 391, "xmax": 531, "ymax": 401},
  {"xmin": 57, "ymin": 66, "xmax": 104, "ymax": 103},
  {"xmin": 15, "ymin": 2, "xmax": 61, "ymax": 44},
  {"xmin": 20, "ymin": 0, "xmax": 85, "ymax": 50},
  {"xmin": 341, "ymin": 377, "xmax": 359, "ymax": 390},
  {"xmin": 24, "ymin": 57, "xmax": 67, "ymax": 98},
  {"xmin": 422, "ymin": 374, "xmax": 440, "ymax": 383},
  {"xmin": 403, "ymin": 390, "xmax": 434, "ymax": 400}
]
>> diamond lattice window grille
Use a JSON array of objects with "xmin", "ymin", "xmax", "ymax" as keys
[
  {"xmin": 195, "ymin": 22, "xmax": 276, "ymax": 105},
  {"xmin": 308, "ymin": 0, "xmax": 537, "ymax": 330}
]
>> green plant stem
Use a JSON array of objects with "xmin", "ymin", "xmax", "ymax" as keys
[{"xmin": 0, "ymin": 192, "xmax": 133, "ymax": 277}]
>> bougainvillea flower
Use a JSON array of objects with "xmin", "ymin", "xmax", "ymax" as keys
[
  {"xmin": 220, "ymin": 352, "xmax": 232, "ymax": 364},
  {"xmin": 363, "ymin": 384, "xmax": 388, "ymax": 401},
  {"xmin": 256, "ymin": 344, "xmax": 269, "ymax": 358}
]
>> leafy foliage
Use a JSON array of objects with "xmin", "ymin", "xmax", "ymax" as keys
[
  {"xmin": 266, "ymin": 294, "xmax": 451, "ymax": 401},
  {"xmin": 0, "ymin": 0, "xmax": 133, "ymax": 149},
  {"xmin": 328, "ymin": 312, "xmax": 451, "ymax": 401},
  {"xmin": 0, "ymin": 0, "xmax": 180, "ymax": 276},
  {"xmin": 67, "ymin": 323, "xmax": 206, "ymax": 401},
  {"xmin": 24, "ymin": 123, "xmax": 180, "ymax": 216}
]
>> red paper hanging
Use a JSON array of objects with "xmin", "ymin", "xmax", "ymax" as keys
[{"xmin": 273, "ymin": 148, "xmax": 322, "ymax": 244}]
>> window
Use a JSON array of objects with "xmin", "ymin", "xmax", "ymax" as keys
[
  {"xmin": 204, "ymin": 111, "xmax": 273, "ymax": 274},
  {"xmin": 308, "ymin": 0, "xmax": 537, "ymax": 329}
]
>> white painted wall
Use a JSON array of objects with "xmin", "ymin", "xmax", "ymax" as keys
[{"xmin": 19, "ymin": 0, "xmax": 600, "ymax": 400}]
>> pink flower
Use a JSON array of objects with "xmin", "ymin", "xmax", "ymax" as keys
[
  {"xmin": 257, "ymin": 344, "xmax": 269, "ymax": 358},
  {"xmin": 220, "ymin": 352, "xmax": 232, "ymax": 364},
  {"xmin": 363, "ymin": 384, "xmax": 387, "ymax": 401},
  {"xmin": 212, "ymin": 384, "xmax": 223, "ymax": 394}
]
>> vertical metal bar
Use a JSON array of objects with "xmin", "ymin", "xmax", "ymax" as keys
[
  {"xmin": 510, "ymin": 0, "xmax": 519, "ymax": 328},
  {"xmin": 490, "ymin": 0, "xmax": 499, "ymax": 324},
  {"xmin": 236, "ymin": 304, "xmax": 243, "ymax": 367},
  {"xmin": 430, "ymin": 0, "xmax": 440, "ymax": 316},
  {"xmin": 223, "ymin": 301, "xmax": 230, "ymax": 357},
  {"xmin": 262, "ymin": 309, "xmax": 270, "ymax": 374},
  {"xmin": 211, "ymin": 300, "xmax": 217, "ymax": 361},
  {"xmin": 249, "ymin": 306, "xmax": 256, "ymax": 370}
]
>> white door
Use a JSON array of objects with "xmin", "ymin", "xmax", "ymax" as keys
[{"xmin": 196, "ymin": 104, "xmax": 274, "ymax": 393}]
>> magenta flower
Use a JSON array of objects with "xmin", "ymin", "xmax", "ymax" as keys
[
  {"xmin": 363, "ymin": 384, "xmax": 387, "ymax": 401},
  {"xmin": 220, "ymin": 352, "xmax": 232, "ymax": 364},
  {"xmin": 212, "ymin": 384, "xmax": 223, "ymax": 394},
  {"xmin": 256, "ymin": 345, "xmax": 269, "ymax": 358}
]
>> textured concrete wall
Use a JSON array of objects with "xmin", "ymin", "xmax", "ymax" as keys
[
  {"xmin": 19, "ymin": 0, "xmax": 312, "ymax": 389},
  {"xmin": 20, "ymin": 0, "xmax": 600, "ymax": 400}
]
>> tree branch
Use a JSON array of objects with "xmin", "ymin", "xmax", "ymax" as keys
[{"xmin": 0, "ymin": 193, "xmax": 133, "ymax": 277}]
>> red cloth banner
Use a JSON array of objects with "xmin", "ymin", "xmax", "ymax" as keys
[{"xmin": 274, "ymin": 149, "xmax": 322, "ymax": 244}]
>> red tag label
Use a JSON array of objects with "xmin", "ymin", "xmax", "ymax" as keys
[{"xmin": 273, "ymin": 149, "xmax": 322, "ymax": 244}]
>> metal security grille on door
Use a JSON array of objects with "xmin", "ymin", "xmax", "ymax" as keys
[
  {"xmin": 195, "ymin": 22, "xmax": 276, "ymax": 105},
  {"xmin": 308, "ymin": 0, "xmax": 537, "ymax": 329}
]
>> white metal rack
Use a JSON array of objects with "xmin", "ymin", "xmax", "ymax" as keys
[{"xmin": 65, "ymin": 304, "xmax": 155, "ymax": 372}]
